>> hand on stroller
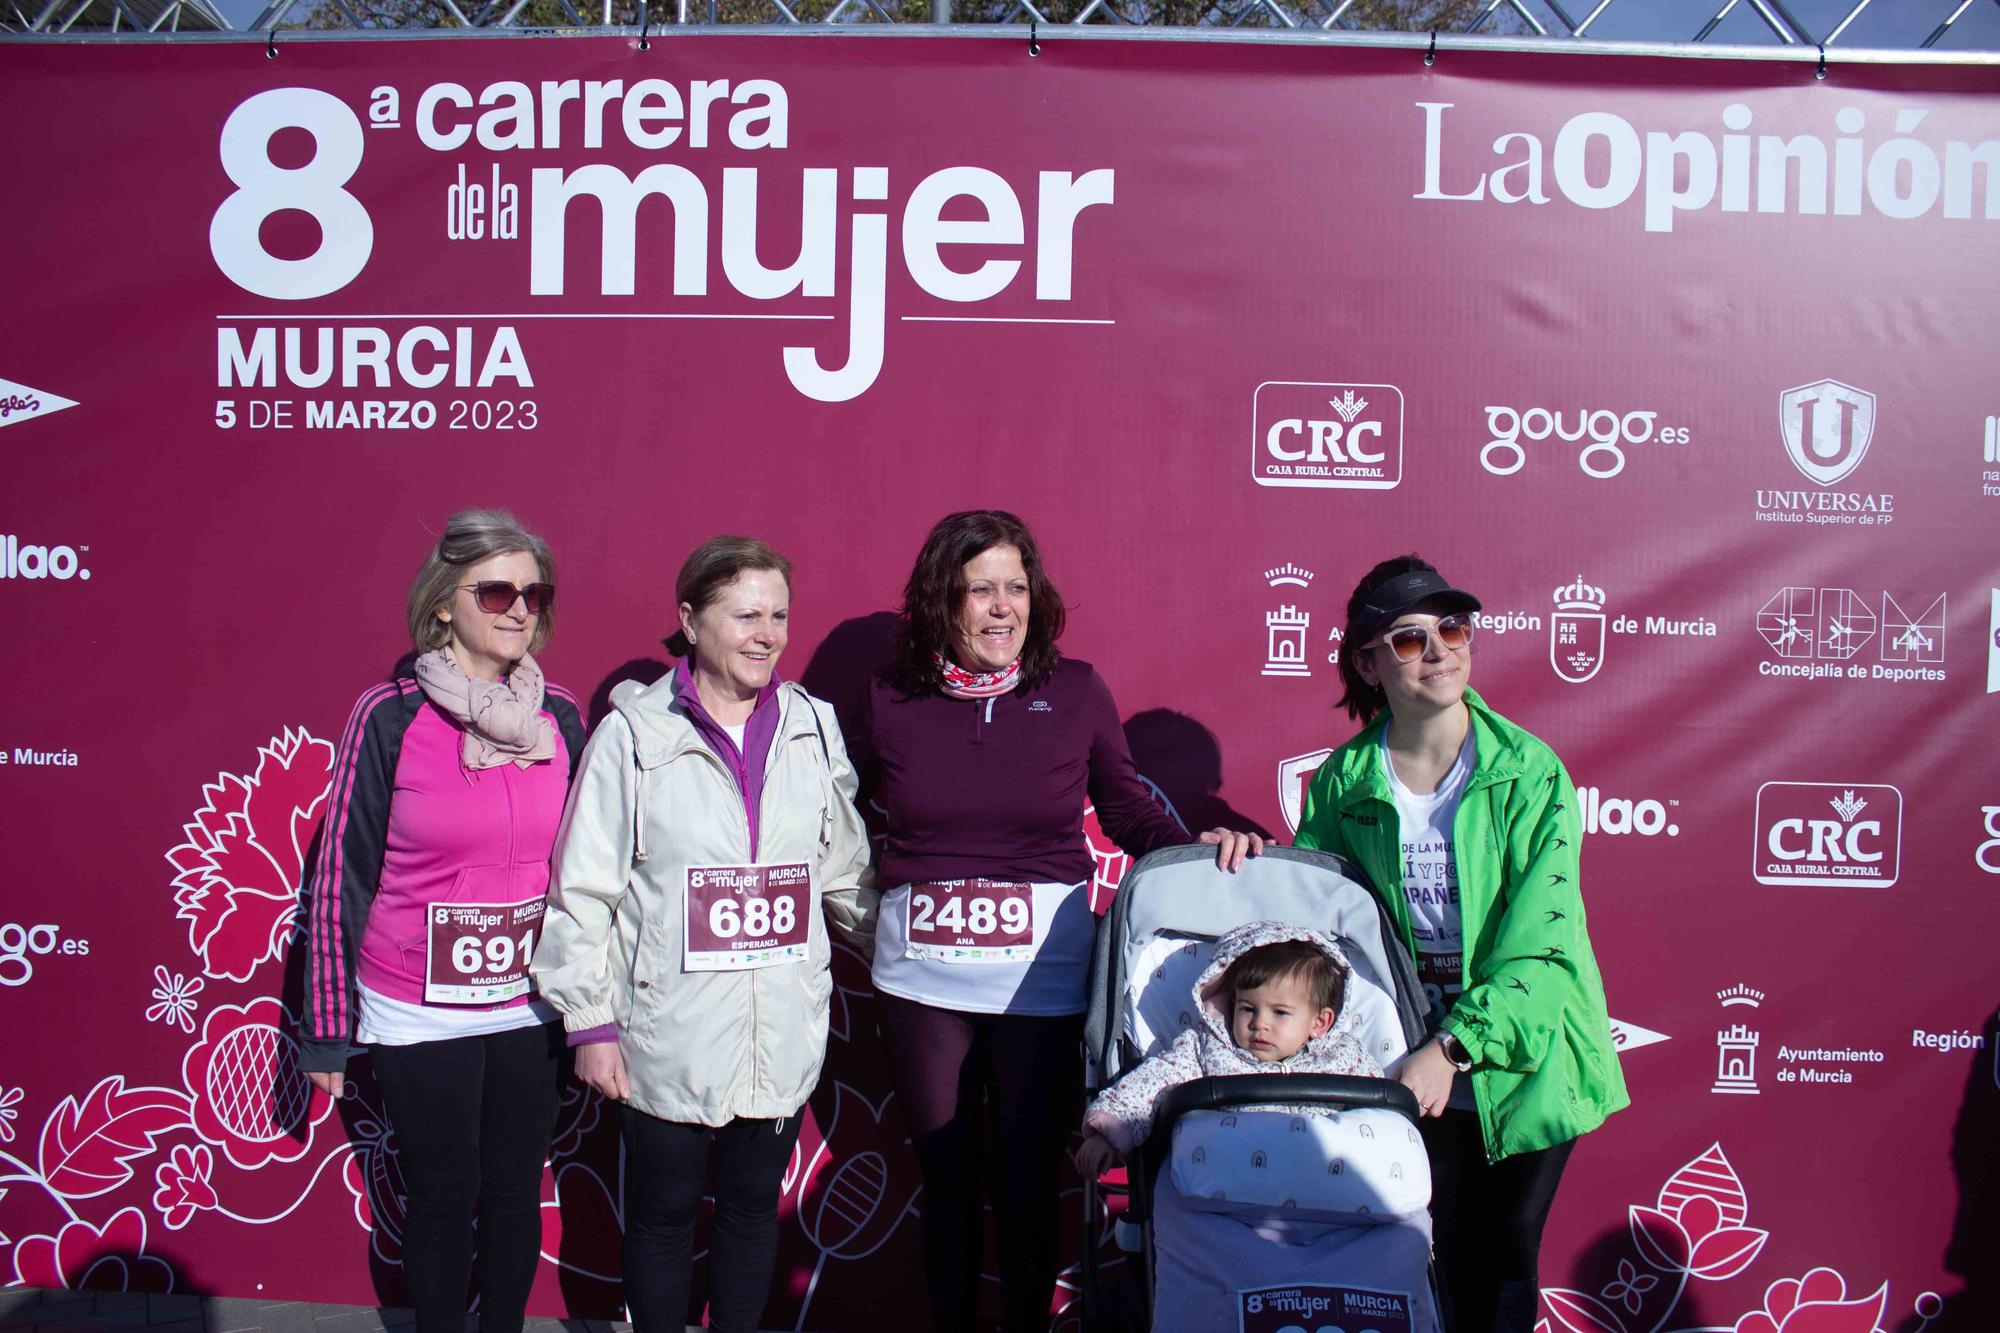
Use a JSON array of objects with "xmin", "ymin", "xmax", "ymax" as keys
[
  {"xmin": 1074, "ymin": 1129, "xmax": 1121, "ymax": 1179},
  {"xmin": 1198, "ymin": 827, "xmax": 1266, "ymax": 872}
]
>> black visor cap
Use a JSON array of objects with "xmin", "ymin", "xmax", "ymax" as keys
[{"xmin": 1349, "ymin": 569, "xmax": 1483, "ymax": 649}]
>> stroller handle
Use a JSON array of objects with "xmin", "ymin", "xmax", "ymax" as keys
[{"xmin": 1153, "ymin": 1074, "xmax": 1423, "ymax": 1135}]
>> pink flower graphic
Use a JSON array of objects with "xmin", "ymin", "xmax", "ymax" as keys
[
  {"xmin": 1082, "ymin": 777, "xmax": 1184, "ymax": 914},
  {"xmin": 1626, "ymin": 1143, "xmax": 1768, "ymax": 1281},
  {"xmin": 342, "ymin": 1111, "xmax": 410, "ymax": 1264},
  {"xmin": 1734, "ymin": 1268, "xmax": 1889, "ymax": 1333},
  {"xmin": 1602, "ymin": 1259, "xmax": 1659, "ymax": 1315},
  {"xmin": 181, "ymin": 997, "xmax": 333, "ymax": 1170},
  {"xmin": 0, "ymin": 1084, "xmax": 21, "ymax": 1143},
  {"xmin": 151, "ymin": 1143, "xmax": 219, "ymax": 1230},
  {"xmin": 166, "ymin": 728, "xmax": 333, "ymax": 982},
  {"xmin": 11, "ymin": 1206, "xmax": 176, "ymax": 1292}
]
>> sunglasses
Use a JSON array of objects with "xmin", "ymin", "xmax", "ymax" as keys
[
  {"xmin": 460, "ymin": 581, "xmax": 554, "ymax": 616},
  {"xmin": 1363, "ymin": 613, "xmax": 1475, "ymax": 663}
]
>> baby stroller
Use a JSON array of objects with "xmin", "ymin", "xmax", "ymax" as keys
[{"xmin": 1080, "ymin": 845, "xmax": 1442, "ymax": 1333}]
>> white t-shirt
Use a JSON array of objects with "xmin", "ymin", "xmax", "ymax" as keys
[
  {"xmin": 720, "ymin": 719, "xmax": 748, "ymax": 754},
  {"xmin": 357, "ymin": 983, "xmax": 556, "ymax": 1046},
  {"xmin": 871, "ymin": 880, "xmax": 1094, "ymax": 1016},
  {"xmin": 1383, "ymin": 727, "xmax": 1477, "ymax": 1110}
]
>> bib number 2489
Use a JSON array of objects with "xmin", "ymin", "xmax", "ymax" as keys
[{"xmin": 905, "ymin": 879, "xmax": 1035, "ymax": 964}]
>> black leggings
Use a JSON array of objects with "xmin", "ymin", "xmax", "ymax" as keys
[
  {"xmin": 1421, "ymin": 1109, "xmax": 1577, "ymax": 1333},
  {"xmin": 619, "ymin": 1106, "xmax": 804, "ymax": 1333},
  {"xmin": 880, "ymin": 993, "xmax": 1085, "ymax": 1333},
  {"xmin": 367, "ymin": 1021, "xmax": 563, "ymax": 1333}
]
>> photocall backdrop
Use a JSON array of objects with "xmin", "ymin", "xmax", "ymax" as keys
[{"xmin": 1, "ymin": 30, "xmax": 1996, "ymax": 1333}]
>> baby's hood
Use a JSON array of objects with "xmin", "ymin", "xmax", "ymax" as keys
[{"xmin": 1192, "ymin": 920, "xmax": 1357, "ymax": 1057}]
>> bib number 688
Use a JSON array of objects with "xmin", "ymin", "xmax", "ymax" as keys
[{"xmin": 709, "ymin": 895, "xmax": 797, "ymax": 940}]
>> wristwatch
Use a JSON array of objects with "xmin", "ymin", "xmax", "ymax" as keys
[{"xmin": 1438, "ymin": 1033, "xmax": 1474, "ymax": 1072}]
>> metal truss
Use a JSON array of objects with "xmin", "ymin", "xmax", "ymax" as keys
[{"xmin": 5, "ymin": 0, "xmax": 1998, "ymax": 53}]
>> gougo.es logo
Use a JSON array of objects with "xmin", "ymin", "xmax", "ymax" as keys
[{"xmin": 0, "ymin": 922, "xmax": 90, "ymax": 987}]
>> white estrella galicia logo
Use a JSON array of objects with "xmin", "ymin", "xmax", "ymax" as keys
[
  {"xmin": 0, "ymin": 376, "xmax": 79, "ymax": 430},
  {"xmin": 1779, "ymin": 378, "xmax": 1876, "ymax": 487}
]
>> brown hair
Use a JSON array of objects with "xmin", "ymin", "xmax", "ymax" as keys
[
  {"xmin": 1336, "ymin": 553, "xmax": 1437, "ymax": 724},
  {"xmin": 1223, "ymin": 939, "xmax": 1342, "ymax": 1014},
  {"xmin": 666, "ymin": 535, "xmax": 793, "ymax": 659},
  {"xmin": 406, "ymin": 508, "xmax": 556, "ymax": 653},
  {"xmin": 894, "ymin": 510, "xmax": 1067, "ymax": 694}
]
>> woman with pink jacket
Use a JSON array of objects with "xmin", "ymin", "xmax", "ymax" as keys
[{"xmin": 299, "ymin": 509, "xmax": 586, "ymax": 1333}]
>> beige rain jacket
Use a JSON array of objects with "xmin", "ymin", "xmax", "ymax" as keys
[{"xmin": 531, "ymin": 673, "xmax": 876, "ymax": 1126}]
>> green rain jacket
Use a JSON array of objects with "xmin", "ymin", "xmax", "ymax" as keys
[{"xmin": 1294, "ymin": 687, "xmax": 1628, "ymax": 1162}]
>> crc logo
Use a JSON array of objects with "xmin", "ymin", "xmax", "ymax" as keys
[
  {"xmin": 1278, "ymin": 748, "xmax": 1335, "ymax": 835},
  {"xmin": 1753, "ymin": 782, "xmax": 1902, "ymax": 888},
  {"xmin": 1480, "ymin": 406, "xmax": 1687, "ymax": 479},
  {"xmin": 1251, "ymin": 382, "xmax": 1403, "ymax": 490},
  {"xmin": 0, "ymin": 536, "xmax": 91, "ymax": 582},
  {"xmin": 1779, "ymin": 379, "xmax": 1876, "ymax": 487},
  {"xmin": 1577, "ymin": 787, "xmax": 1679, "ymax": 837},
  {"xmin": 0, "ymin": 923, "xmax": 89, "ymax": 986}
]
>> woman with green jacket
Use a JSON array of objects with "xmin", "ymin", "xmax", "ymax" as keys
[{"xmin": 1294, "ymin": 554, "xmax": 1628, "ymax": 1333}]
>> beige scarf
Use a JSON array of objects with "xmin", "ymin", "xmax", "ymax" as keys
[{"xmin": 413, "ymin": 648, "xmax": 557, "ymax": 771}]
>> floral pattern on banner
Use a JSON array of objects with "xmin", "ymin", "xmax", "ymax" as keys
[{"xmin": 1536, "ymin": 1143, "xmax": 1941, "ymax": 1333}]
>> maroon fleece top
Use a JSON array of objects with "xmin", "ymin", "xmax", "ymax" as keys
[{"xmin": 848, "ymin": 657, "xmax": 1186, "ymax": 886}]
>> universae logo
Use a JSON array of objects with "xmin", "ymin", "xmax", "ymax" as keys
[
  {"xmin": 1251, "ymin": 383, "xmax": 1404, "ymax": 490},
  {"xmin": 1752, "ymin": 782, "xmax": 1902, "ymax": 888}
]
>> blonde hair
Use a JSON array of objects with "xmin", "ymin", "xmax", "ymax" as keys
[{"xmin": 406, "ymin": 509, "xmax": 556, "ymax": 653}]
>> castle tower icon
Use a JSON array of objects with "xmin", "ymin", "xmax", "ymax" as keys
[
  {"xmin": 1713, "ymin": 1023, "xmax": 1760, "ymax": 1095},
  {"xmin": 1264, "ymin": 606, "xmax": 1311, "ymax": 677}
]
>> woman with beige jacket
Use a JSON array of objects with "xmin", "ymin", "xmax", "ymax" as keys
[{"xmin": 530, "ymin": 536, "xmax": 875, "ymax": 1333}]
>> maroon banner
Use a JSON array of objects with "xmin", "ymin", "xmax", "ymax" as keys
[{"xmin": 2, "ymin": 31, "xmax": 1997, "ymax": 1332}]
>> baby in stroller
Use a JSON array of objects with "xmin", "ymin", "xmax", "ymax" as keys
[
  {"xmin": 1074, "ymin": 922, "xmax": 1383, "ymax": 1178},
  {"xmin": 1078, "ymin": 846, "xmax": 1442, "ymax": 1332}
]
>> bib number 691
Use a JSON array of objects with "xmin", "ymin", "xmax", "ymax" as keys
[{"xmin": 451, "ymin": 929, "xmax": 533, "ymax": 976}]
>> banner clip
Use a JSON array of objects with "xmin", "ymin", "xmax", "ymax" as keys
[
  {"xmin": 265, "ymin": 28, "xmax": 277, "ymax": 59},
  {"xmin": 1815, "ymin": 44, "xmax": 1828, "ymax": 80},
  {"xmin": 638, "ymin": 1, "xmax": 651, "ymax": 51},
  {"xmin": 1030, "ymin": 17, "xmax": 1040, "ymax": 58},
  {"xmin": 1424, "ymin": 31, "xmax": 1436, "ymax": 67}
]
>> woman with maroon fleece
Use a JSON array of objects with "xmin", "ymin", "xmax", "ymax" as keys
[{"xmin": 849, "ymin": 509, "xmax": 1262, "ymax": 1332}]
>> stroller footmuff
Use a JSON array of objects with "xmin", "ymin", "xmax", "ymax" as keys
[{"xmin": 1081, "ymin": 846, "xmax": 1444, "ymax": 1333}]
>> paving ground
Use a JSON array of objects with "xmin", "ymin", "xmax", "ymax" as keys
[{"xmin": 0, "ymin": 1290, "xmax": 659, "ymax": 1333}]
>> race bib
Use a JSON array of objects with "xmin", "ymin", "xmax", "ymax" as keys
[
  {"xmin": 904, "ymin": 879, "xmax": 1035, "ymax": 964},
  {"xmin": 424, "ymin": 896, "xmax": 545, "ymax": 1004},
  {"xmin": 683, "ymin": 863, "xmax": 812, "ymax": 972},
  {"xmin": 1415, "ymin": 949, "xmax": 1462, "ymax": 1028},
  {"xmin": 1239, "ymin": 1284, "xmax": 1414, "ymax": 1333}
]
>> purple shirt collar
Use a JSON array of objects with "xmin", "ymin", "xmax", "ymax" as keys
[{"xmin": 672, "ymin": 656, "xmax": 784, "ymax": 860}]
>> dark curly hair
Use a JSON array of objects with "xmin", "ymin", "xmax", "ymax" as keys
[
  {"xmin": 1336, "ymin": 553, "xmax": 1439, "ymax": 723},
  {"xmin": 894, "ymin": 510, "xmax": 1067, "ymax": 695}
]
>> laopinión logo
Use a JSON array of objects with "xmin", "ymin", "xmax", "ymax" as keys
[
  {"xmin": 1755, "ymin": 586, "xmax": 1945, "ymax": 684},
  {"xmin": 1756, "ymin": 379, "xmax": 1894, "ymax": 526},
  {"xmin": 0, "ymin": 376, "xmax": 79, "ymax": 430},
  {"xmin": 1479, "ymin": 404, "xmax": 1689, "ymax": 479},
  {"xmin": 1251, "ymin": 383, "xmax": 1403, "ymax": 490},
  {"xmin": 0, "ymin": 922, "xmax": 90, "ymax": 987},
  {"xmin": 1752, "ymin": 782, "xmax": 1902, "ymax": 888},
  {"xmin": 0, "ymin": 535, "xmax": 91, "ymax": 581}
]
